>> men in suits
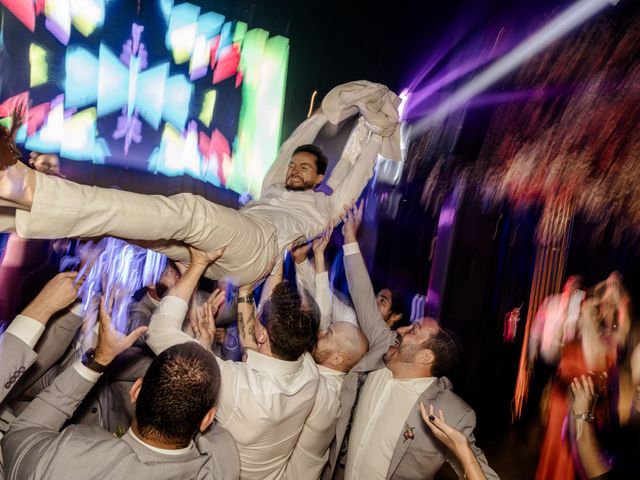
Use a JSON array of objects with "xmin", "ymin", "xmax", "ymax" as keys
[
  {"xmin": 1, "ymin": 272, "xmax": 82, "ymax": 407},
  {"xmin": 0, "ymin": 81, "xmax": 401, "ymax": 286},
  {"xmin": 146, "ymin": 247, "xmax": 318, "ymax": 480},
  {"xmin": 1, "ymin": 295, "xmax": 239, "ymax": 480},
  {"xmin": 322, "ymin": 204, "xmax": 499, "ymax": 480}
]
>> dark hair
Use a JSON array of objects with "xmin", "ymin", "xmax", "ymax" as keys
[
  {"xmin": 261, "ymin": 281, "xmax": 317, "ymax": 360},
  {"xmin": 136, "ymin": 343, "xmax": 221, "ymax": 446},
  {"xmin": 293, "ymin": 144, "xmax": 328, "ymax": 175},
  {"xmin": 388, "ymin": 289, "xmax": 409, "ymax": 330},
  {"xmin": 422, "ymin": 327, "xmax": 462, "ymax": 377}
]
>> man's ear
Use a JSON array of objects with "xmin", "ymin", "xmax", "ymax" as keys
[
  {"xmin": 129, "ymin": 378, "xmax": 143, "ymax": 405},
  {"xmin": 329, "ymin": 353, "xmax": 345, "ymax": 368},
  {"xmin": 417, "ymin": 349, "xmax": 435, "ymax": 370},
  {"xmin": 315, "ymin": 174, "xmax": 325, "ymax": 187},
  {"xmin": 199, "ymin": 407, "xmax": 217, "ymax": 433}
]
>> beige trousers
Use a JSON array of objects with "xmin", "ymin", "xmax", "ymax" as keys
[{"xmin": 11, "ymin": 172, "xmax": 278, "ymax": 285}]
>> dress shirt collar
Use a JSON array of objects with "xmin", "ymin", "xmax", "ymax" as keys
[
  {"xmin": 127, "ymin": 428, "xmax": 194, "ymax": 456},
  {"xmin": 317, "ymin": 364, "xmax": 347, "ymax": 378},
  {"xmin": 246, "ymin": 349, "xmax": 304, "ymax": 375}
]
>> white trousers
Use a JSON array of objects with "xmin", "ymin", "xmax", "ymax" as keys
[{"xmin": 10, "ymin": 172, "xmax": 278, "ymax": 285}]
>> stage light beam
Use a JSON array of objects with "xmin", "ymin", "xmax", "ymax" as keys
[{"xmin": 409, "ymin": 0, "xmax": 620, "ymax": 138}]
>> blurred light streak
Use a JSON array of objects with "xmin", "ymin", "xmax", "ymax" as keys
[{"xmin": 410, "ymin": 0, "xmax": 620, "ymax": 138}]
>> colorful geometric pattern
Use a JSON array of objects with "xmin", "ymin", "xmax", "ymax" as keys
[{"xmin": 0, "ymin": 0, "xmax": 289, "ymax": 197}]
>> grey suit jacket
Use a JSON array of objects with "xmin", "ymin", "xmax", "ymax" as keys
[
  {"xmin": 0, "ymin": 333, "xmax": 37, "ymax": 407},
  {"xmin": 323, "ymin": 246, "xmax": 499, "ymax": 480},
  {"xmin": 6, "ymin": 309, "xmax": 83, "ymax": 405},
  {"xmin": 1, "ymin": 363, "xmax": 240, "ymax": 480}
]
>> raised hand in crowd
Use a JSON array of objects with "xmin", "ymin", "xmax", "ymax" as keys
[
  {"xmin": 420, "ymin": 401, "xmax": 487, "ymax": 480},
  {"xmin": 341, "ymin": 200, "xmax": 363, "ymax": 244},
  {"xmin": 190, "ymin": 289, "xmax": 225, "ymax": 350},
  {"xmin": 93, "ymin": 296, "xmax": 148, "ymax": 366},
  {"xmin": 21, "ymin": 271, "xmax": 86, "ymax": 325},
  {"xmin": 291, "ymin": 238, "xmax": 313, "ymax": 265}
]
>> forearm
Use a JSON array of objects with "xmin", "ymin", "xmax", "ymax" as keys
[
  {"xmin": 167, "ymin": 262, "xmax": 207, "ymax": 303},
  {"xmin": 451, "ymin": 442, "xmax": 487, "ymax": 480},
  {"xmin": 295, "ymin": 258, "xmax": 316, "ymax": 298},
  {"xmin": 236, "ymin": 294, "xmax": 258, "ymax": 351},
  {"xmin": 576, "ymin": 421, "xmax": 610, "ymax": 478},
  {"xmin": 146, "ymin": 296, "xmax": 195, "ymax": 355},
  {"xmin": 9, "ymin": 361, "xmax": 98, "ymax": 432},
  {"xmin": 343, "ymin": 243, "xmax": 390, "ymax": 344},
  {"xmin": 315, "ymin": 271, "xmax": 333, "ymax": 331}
]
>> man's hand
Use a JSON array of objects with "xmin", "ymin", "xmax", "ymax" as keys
[
  {"xmin": 190, "ymin": 289, "xmax": 225, "ymax": 350},
  {"xmin": 341, "ymin": 200, "xmax": 363, "ymax": 244},
  {"xmin": 313, "ymin": 224, "xmax": 333, "ymax": 256},
  {"xmin": 94, "ymin": 296, "xmax": 147, "ymax": 365},
  {"xmin": 290, "ymin": 240, "xmax": 312, "ymax": 265},
  {"xmin": 571, "ymin": 375, "xmax": 596, "ymax": 415},
  {"xmin": 188, "ymin": 246, "xmax": 226, "ymax": 268},
  {"xmin": 22, "ymin": 271, "xmax": 87, "ymax": 324}
]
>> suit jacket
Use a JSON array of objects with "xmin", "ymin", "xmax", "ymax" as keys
[
  {"xmin": 323, "ymin": 246, "xmax": 499, "ymax": 480},
  {"xmin": 1, "ymin": 364, "xmax": 240, "ymax": 480},
  {"xmin": 6, "ymin": 308, "xmax": 83, "ymax": 405},
  {"xmin": 70, "ymin": 345, "xmax": 154, "ymax": 432},
  {"xmin": 0, "ymin": 332, "xmax": 37, "ymax": 407}
]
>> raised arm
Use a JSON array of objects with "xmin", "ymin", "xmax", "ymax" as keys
[
  {"xmin": 341, "ymin": 202, "xmax": 394, "ymax": 346},
  {"xmin": 571, "ymin": 375, "xmax": 610, "ymax": 478},
  {"xmin": 312, "ymin": 226, "xmax": 333, "ymax": 331},
  {"xmin": 328, "ymin": 134, "xmax": 381, "ymax": 221},
  {"xmin": 1, "ymin": 297, "xmax": 145, "ymax": 479},
  {"xmin": 146, "ymin": 247, "xmax": 224, "ymax": 355},
  {"xmin": 1, "ymin": 272, "xmax": 83, "ymax": 403}
]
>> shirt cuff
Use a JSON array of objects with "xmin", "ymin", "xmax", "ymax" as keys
[
  {"xmin": 69, "ymin": 301, "xmax": 85, "ymax": 316},
  {"xmin": 343, "ymin": 242, "xmax": 361, "ymax": 256},
  {"xmin": 5, "ymin": 315, "xmax": 46, "ymax": 349},
  {"xmin": 73, "ymin": 360, "xmax": 103, "ymax": 383}
]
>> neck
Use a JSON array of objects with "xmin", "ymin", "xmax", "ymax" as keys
[
  {"xmin": 320, "ymin": 360, "xmax": 348, "ymax": 373},
  {"xmin": 131, "ymin": 419, "xmax": 188, "ymax": 450},
  {"xmin": 388, "ymin": 362, "xmax": 431, "ymax": 380}
]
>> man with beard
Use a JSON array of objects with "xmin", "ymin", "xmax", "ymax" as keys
[
  {"xmin": 321, "ymin": 204, "xmax": 499, "ymax": 480},
  {"xmin": 0, "ymin": 81, "xmax": 401, "ymax": 286}
]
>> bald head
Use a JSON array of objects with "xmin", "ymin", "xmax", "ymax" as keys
[{"xmin": 314, "ymin": 322, "xmax": 369, "ymax": 373}]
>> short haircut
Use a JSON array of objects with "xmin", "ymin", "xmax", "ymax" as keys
[
  {"xmin": 422, "ymin": 327, "xmax": 462, "ymax": 377},
  {"xmin": 293, "ymin": 144, "xmax": 328, "ymax": 175},
  {"xmin": 389, "ymin": 289, "xmax": 410, "ymax": 330},
  {"xmin": 261, "ymin": 281, "xmax": 317, "ymax": 361},
  {"xmin": 136, "ymin": 343, "xmax": 221, "ymax": 446}
]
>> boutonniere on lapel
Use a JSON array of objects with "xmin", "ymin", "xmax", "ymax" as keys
[{"xmin": 402, "ymin": 423, "xmax": 415, "ymax": 443}]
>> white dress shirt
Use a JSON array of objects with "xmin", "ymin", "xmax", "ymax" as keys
[
  {"xmin": 146, "ymin": 295, "xmax": 320, "ymax": 480},
  {"xmin": 283, "ymin": 365, "xmax": 345, "ymax": 480},
  {"xmin": 345, "ymin": 368, "xmax": 435, "ymax": 480},
  {"xmin": 295, "ymin": 259, "xmax": 359, "ymax": 330}
]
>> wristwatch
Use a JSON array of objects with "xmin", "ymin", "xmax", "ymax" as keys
[
  {"xmin": 81, "ymin": 348, "xmax": 108, "ymax": 373},
  {"xmin": 575, "ymin": 412, "xmax": 595, "ymax": 423},
  {"xmin": 237, "ymin": 294, "xmax": 254, "ymax": 305}
]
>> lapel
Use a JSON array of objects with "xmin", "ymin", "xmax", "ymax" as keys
[{"xmin": 385, "ymin": 377, "xmax": 451, "ymax": 480}]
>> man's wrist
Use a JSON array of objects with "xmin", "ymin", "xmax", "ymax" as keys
[
  {"xmin": 82, "ymin": 347, "xmax": 111, "ymax": 372},
  {"xmin": 21, "ymin": 301, "xmax": 56, "ymax": 325}
]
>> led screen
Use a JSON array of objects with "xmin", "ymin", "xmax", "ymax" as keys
[{"xmin": 0, "ymin": 0, "xmax": 289, "ymax": 197}]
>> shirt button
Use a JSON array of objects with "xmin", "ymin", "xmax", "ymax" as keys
[{"xmin": 91, "ymin": 407, "xmax": 98, "ymax": 414}]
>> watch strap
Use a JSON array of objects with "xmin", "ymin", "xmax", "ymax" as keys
[{"xmin": 81, "ymin": 348, "xmax": 108, "ymax": 373}]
